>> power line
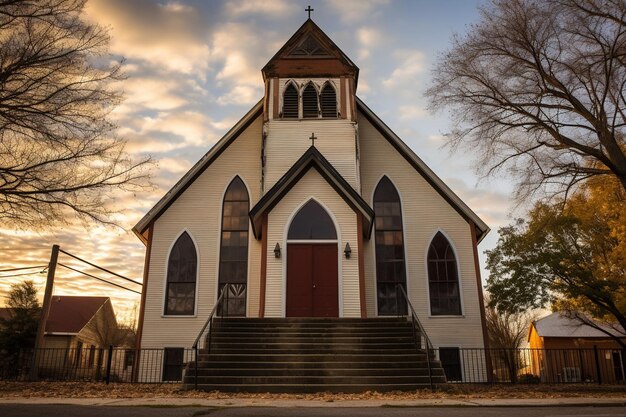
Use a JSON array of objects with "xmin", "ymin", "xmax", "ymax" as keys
[
  {"xmin": 0, "ymin": 265, "xmax": 47, "ymax": 273},
  {"xmin": 57, "ymin": 263, "xmax": 141, "ymax": 295},
  {"xmin": 59, "ymin": 249, "xmax": 142, "ymax": 287},
  {"xmin": 0, "ymin": 270, "xmax": 46, "ymax": 279}
]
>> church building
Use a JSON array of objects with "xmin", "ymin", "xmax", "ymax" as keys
[{"xmin": 132, "ymin": 17, "xmax": 490, "ymax": 387}]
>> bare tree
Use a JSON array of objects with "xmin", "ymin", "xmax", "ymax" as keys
[
  {"xmin": 427, "ymin": 0, "xmax": 626, "ymax": 200},
  {"xmin": 485, "ymin": 301, "xmax": 538, "ymax": 382},
  {"xmin": 0, "ymin": 0, "xmax": 151, "ymax": 229}
]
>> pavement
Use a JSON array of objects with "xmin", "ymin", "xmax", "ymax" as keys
[{"xmin": 1, "ymin": 396, "xmax": 625, "ymax": 408}]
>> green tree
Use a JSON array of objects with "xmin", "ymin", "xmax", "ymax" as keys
[
  {"xmin": 0, "ymin": 281, "xmax": 41, "ymax": 366},
  {"xmin": 486, "ymin": 177, "xmax": 626, "ymax": 348}
]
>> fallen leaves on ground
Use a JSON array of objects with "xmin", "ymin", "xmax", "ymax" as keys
[{"xmin": 0, "ymin": 382, "xmax": 624, "ymax": 400}]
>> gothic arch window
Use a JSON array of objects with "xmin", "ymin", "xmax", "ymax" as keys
[
  {"xmin": 302, "ymin": 83, "xmax": 319, "ymax": 118},
  {"xmin": 282, "ymin": 82, "xmax": 298, "ymax": 118},
  {"xmin": 218, "ymin": 176, "xmax": 249, "ymax": 316},
  {"xmin": 164, "ymin": 231, "xmax": 197, "ymax": 315},
  {"xmin": 320, "ymin": 82, "xmax": 337, "ymax": 118},
  {"xmin": 288, "ymin": 200, "xmax": 337, "ymax": 240},
  {"xmin": 373, "ymin": 176, "xmax": 407, "ymax": 315},
  {"xmin": 428, "ymin": 232, "xmax": 462, "ymax": 315}
]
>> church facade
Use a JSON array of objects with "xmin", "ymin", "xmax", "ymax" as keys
[{"xmin": 133, "ymin": 19, "xmax": 490, "ymax": 378}]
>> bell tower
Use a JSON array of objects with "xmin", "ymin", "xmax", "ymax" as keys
[{"xmin": 260, "ymin": 18, "xmax": 360, "ymax": 194}]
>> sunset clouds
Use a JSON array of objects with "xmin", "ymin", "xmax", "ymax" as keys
[{"xmin": 1, "ymin": 0, "xmax": 512, "ymax": 320}]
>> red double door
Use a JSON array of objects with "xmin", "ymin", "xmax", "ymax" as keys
[{"xmin": 286, "ymin": 243, "xmax": 339, "ymax": 317}]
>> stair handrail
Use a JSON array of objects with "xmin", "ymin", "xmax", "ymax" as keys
[
  {"xmin": 396, "ymin": 283, "xmax": 434, "ymax": 389},
  {"xmin": 191, "ymin": 283, "xmax": 231, "ymax": 390}
]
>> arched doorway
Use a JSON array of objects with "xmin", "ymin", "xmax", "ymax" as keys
[{"xmin": 286, "ymin": 200, "xmax": 339, "ymax": 317}]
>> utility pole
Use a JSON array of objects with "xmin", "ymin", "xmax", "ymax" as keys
[{"xmin": 30, "ymin": 244, "xmax": 59, "ymax": 380}]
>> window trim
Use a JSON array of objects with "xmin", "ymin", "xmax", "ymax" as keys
[
  {"xmin": 215, "ymin": 175, "xmax": 251, "ymax": 315},
  {"xmin": 371, "ymin": 174, "xmax": 410, "ymax": 317},
  {"xmin": 425, "ymin": 229, "xmax": 465, "ymax": 317},
  {"xmin": 281, "ymin": 80, "xmax": 299, "ymax": 119},
  {"xmin": 437, "ymin": 345, "xmax": 465, "ymax": 383},
  {"xmin": 301, "ymin": 81, "xmax": 320, "ymax": 119},
  {"xmin": 320, "ymin": 81, "xmax": 339, "ymax": 118},
  {"xmin": 162, "ymin": 229, "xmax": 200, "ymax": 318},
  {"xmin": 162, "ymin": 347, "xmax": 185, "ymax": 382}
]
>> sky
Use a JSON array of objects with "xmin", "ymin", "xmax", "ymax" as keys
[{"xmin": 0, "ymin": 0, "xmax": 518, "ymax": 323}]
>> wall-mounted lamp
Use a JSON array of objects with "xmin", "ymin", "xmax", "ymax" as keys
[
  {"xmin": 344, "ymin": 242, "xmax": 352, "ymax": 259},
  {"xmin": 274, "ymin": 243, "xmax": 281, "ymax": 258}
]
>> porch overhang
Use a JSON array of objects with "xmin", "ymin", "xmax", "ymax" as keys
[{"xmin": 249, "ymin": 146, "xmax": 374, "ymax": 240}]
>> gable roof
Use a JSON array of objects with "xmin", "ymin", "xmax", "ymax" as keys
[
  {"xmin": 262, "ymin": 19, "xmax": 359, "ymax": 85},
  {"xmin": 45, "ymin": 296, "xmax": 110, "ymax": 334},
  {"xmin": 133, "ymin": 96, "xmax": 490, "ymax": 243},
  {"xmin": 356, "ymin": 97, "xmax": 490, "ymax": 242},
  {"xmin": 249, "ymin": 146, "xmax": 374, "ymax": 239},
  {"xmin": 532, "ymin": 312, "xmax": 626, "ymax": 339},
  {"xmin": 132, "ymin": 100, "xmax": 263, "ymax": 242}
]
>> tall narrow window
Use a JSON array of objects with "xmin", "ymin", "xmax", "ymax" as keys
[
  {"xmin": 428, "ymin": 232, "xmax": 461, "ymax": 315},
  {"xmin": 373, "ymin": 176, "xmax": 407, "ymax": 315},
  {"xmin": 282, "ymin": 83, "xmax": 298, "ymax": 118},
  {"xmin": 164, "ymin": 231, "xmax": 197, "ymax": 315},
  {"xmin": 302, "ymin": 83, "xmax": 318, "ymax": 118},
  {"xmin": 218, "ymin": 176, "xmax": 249, "ymax": 316},
  {"xmin": 320, "ymin": 83, "xmax": 337, "ymax": 118}
]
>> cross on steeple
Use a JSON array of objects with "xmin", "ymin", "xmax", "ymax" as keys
[
  {"xmin": 309, "ymin": 132, "xmax": 317, "ymax": 147},
  {"xmin": 305, "ymin": 5, "xmax": 314, "ymax": 19}
]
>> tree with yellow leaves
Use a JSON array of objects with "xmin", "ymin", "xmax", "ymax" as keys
[{"xmin": 486, "ymin": 176, "xmax": 626, "ymax": 348}]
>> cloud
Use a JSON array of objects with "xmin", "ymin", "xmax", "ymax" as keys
[
  {"xmin": 382, "ymin": 50, "xmax": 426, "ymax": 88},
  {"xmin": 224, "ymin": 0, "xmax": 298, "ymax": 17},
  {"xmin": 398, "ymin": 105, "xmax": 427, "ymax": 120},
  {"xmin": 355, "ymin": 27, "xmax": 384, "ymax": 60},
  {"xmin": 444, "ymin": 177, "xmax": 513, "ymax": 229},
  {"xmin": 86, "ymin": 0, "xmax": 211, "ymax": 75},
  {"xmin": 325, "ymin": 0, "xmax": 391, "ymax": 23}
]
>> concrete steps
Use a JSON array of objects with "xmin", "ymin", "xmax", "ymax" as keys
[{"xmin": 184, "ymin": 317, "xmax": 446, "ymax": 392}]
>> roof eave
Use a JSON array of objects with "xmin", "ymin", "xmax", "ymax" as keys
[
  {"xmin": 133, "ymin": 100, "xmax": 264, "ymax": 238},
  {"xmin": 355, "ymin": 97, "xmax": 490, "ymax": 242}
]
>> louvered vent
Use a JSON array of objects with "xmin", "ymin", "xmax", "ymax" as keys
[
  {"xmin": 320, "ymin": 84, "xmax": 337, "ymax": 118},
  {"xmin": 302, "ymin": 84, "xmax": 318, "ymax": 118},
  {"xmin": 282, "ymin": 84, "xmax": 298, "ymax": 118}
]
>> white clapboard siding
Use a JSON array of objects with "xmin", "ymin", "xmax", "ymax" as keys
[
  {"xmin": 141, "ymin": 116, "xmax": 263, "ymax": 349},
  {"xmin": 358, "ymin": 112, "xmax": 485, "ymax": 349},
  {"xmin": 264, "ymin": 119, "xmax": 358, "ymax": 191},
  {"xmin": 264, "ymin": 169, "xmax": 361, "ymax": 318}
]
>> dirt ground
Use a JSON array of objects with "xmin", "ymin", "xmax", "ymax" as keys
[{"xmin": 0, "ymin": 382, "xmax": 624, "ymax": 400}]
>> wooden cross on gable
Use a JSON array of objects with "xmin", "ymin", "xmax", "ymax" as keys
[
  {"xmin": 309, "ymin": 132, "xmax": 317, "ymax": 147},
  {"xmin": 306, "ymin": 5, "xmax": 314, "ymax": 19}
]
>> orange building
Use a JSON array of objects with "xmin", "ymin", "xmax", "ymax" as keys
[{"xmin": 528, "ymin": 312, "xmax": 625, "ymax": 383}]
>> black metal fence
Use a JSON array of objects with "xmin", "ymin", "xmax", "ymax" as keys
[
  {"xmin": 442, "ymin": 347, "xmax": 625, "ymax": 384},
  {"xmin": 0, "ymin": 347, "xmax": 194, "ymax": 383},
  {"xmin": 0, "ymin": 346, "xmax": 624, "ymax": 385}
]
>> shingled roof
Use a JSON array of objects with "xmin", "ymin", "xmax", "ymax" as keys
[{"xmin": 45, "ymin": 296, "xmax": 110, "ymax": 334}]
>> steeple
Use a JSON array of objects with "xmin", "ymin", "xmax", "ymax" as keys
[{"xmin": 261, "ymin": 19, "xmax": 359, "ymax": 86}]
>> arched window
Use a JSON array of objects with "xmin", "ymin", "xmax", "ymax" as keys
[
  {"xmin": 218, "ymin": 177, "xmax": 249, "ymax": 316},
  {"xmin": 320, "ymin": 83, "xmax": 337, "ymax": 118},
  {"xmin": 165, "ymin": 231, "xmax": 197, "ymax": 315},
  {"xmin": 428, "ymin": 232, "xmax": 461, "ymax": 315},
  {"xmin": 282, "ymin": 83, "xmax": 298, "ymax": 118},
  {"xmin": 288, "ymin": 200, "xmax": 336, "ymax": 240},
  {"xmin": 302, "ymin": 83, "xmax": 319, "ymax": 118},
  {"xmin": 374, "ymin": 176, "xmax": 407, "ymax": 316}
]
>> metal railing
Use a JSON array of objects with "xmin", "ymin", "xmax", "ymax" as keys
[
  {"xmin": 396, "ymin": 283, "xmax": 434, "ymax": 388},
  {"xmin": 191, "ymin": 282, "xmax": 231, "ymax": 389},
  {"xmin": 1, "ymin": 346, "xmax": 624, "ymax": 385}
]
